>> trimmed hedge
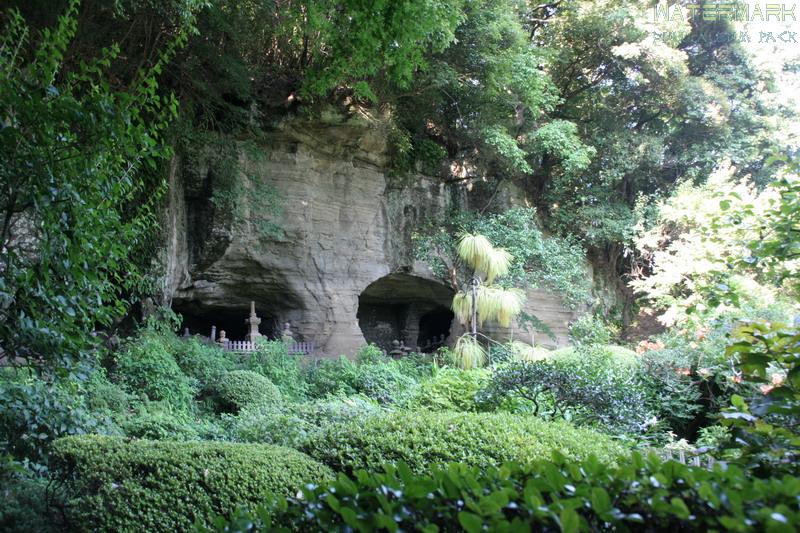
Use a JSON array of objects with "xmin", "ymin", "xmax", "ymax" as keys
[
  {"xmin": 214, "ymin": 370, "xmax": 282, "ymax": 413},
  {"xmin": 301, "ymin": 410, "xmax": 624, "ymax": 474},
  {"xmin": 204, "ymin": 453, "xmax": 800, "ymax": 532},
  {"xmin": 51, "ymin": 435, "xmax": 334, "ymax": 532}
]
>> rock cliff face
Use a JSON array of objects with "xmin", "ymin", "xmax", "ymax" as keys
[{"xmin": 164, "ymin": 115, "xmax": 581, "ymax": 356}]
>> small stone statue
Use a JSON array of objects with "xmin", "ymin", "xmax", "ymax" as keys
[
  {"xmin": 281, "ymin": 322, "xmax": 294, "ymax": 343},
  {"xmin": 400, "ymin": 340, "xmax": 413, "ymax": 355},
  {"xmin": 217, "ymin": 330, "xmax": 227, "ymax": 345},
  {"xmin": 182, "ymin": 327, "xmax": 191, "ymax": 338}
]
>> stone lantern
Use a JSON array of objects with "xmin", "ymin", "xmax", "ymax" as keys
[{"xmin": 244, "ymin": 301, "xmax": 262, "ymax": 342}]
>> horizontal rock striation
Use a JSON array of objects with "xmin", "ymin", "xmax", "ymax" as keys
[{"xmin": 165, "ymin": 116, "xmax": 581, "ymax": 356}]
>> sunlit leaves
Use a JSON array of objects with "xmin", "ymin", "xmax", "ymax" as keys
[
  {"xmin": 0, "ymin": 4, "xmax": 186, "ymax": 365},
  {"xmin": 457, "ymin": 233, "xmax": 495, "ymax": 273}
]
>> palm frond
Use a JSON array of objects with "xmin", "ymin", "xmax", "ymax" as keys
[
  {"xmin": 475, "ymin": 286, "xmax": 501, "ymax": 326},
  {"xmin": 457, "ymin": 232, "xmax": 494, "ymax": 272},
  {"xmin": 496, "ymin": 288, "xmax": 526, "ymax": 327},
  {"xmin": 451, "ymin": 291, "xmax": 473, "ymax": 326},
  {"xmin": 485, "ymin": 248, "xmax": 512, "ymax": 283},
  {"xmin": 450, "ymin": 334, "xmax": 487, "ymax": 369},
  {"xmin": 507, "ymin": 341, "xmax": 549, "ymax": 362}
]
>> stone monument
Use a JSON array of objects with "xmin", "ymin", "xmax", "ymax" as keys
[
  {"xmin": 245, "ymin": 301, "xmax": 262, "ymax": 342},
  {"xmin": 388, "ymin": 340, "xmax": 404, "ymax": 359}
]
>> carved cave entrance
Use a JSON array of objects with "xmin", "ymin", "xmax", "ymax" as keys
[
  {"xmin": 172, "ymin": 301, "xmax": 280, "ymax": 341},
  {"xmin": 357, "ymin": 273, "xmax": 455, "ymax": 353}
]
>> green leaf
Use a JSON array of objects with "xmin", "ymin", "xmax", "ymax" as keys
[
  {"xmin": 590, "ymin": 487, "xmax": 611, "ymax": 513},
  {"xmin": 559, "ymin": 508, "xmax": 580, "ymax": 533},
  {"xmin": 458, "ymin": 512, "xmax": 483, "ymax": 533}
]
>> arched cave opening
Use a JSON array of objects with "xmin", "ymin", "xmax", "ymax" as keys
[
  {"xmin": 357, "ymin": 273, "xmax": 454, "ymax": 353},
  {"xmin": 172, "ymin": 301, "xmax": 279, "ymax": 341},
  {"xmin": 417, "ymin": 307, "xmax": 455, "ymax": 352}
]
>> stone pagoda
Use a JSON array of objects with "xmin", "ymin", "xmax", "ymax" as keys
[{"xmin": 244, "ymin": 301, "xmax": 262, "ymax": 342}]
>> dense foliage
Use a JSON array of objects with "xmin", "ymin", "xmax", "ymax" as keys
[
  {"xmin": 2, "ymin": 0, "xmax": 799, "ymax": 531},
  {"xmin": 414, "ymin": 207, "xmax": 591, "ymax": 309},
  {"xmin": 205, "ymin": 454, "xmax": 799, "ymax": 532},
  {"xmin": 480, "ymin": 358, "xmax": 648, "ymax": 434},
  {"xmin": 0, "ymin": 1, "xmax": 183, "ymax": 365}
]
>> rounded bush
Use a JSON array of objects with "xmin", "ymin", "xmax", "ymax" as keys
[
  {"xmin": 214, "ymin": 370, "xmax": 282, "ymax": 413},
  {"xmin": 301, "ymin": 410, "xmax": 625, "ymax": 474},
  {"xmin": 355, "ymin": 363, "xmax": 419, "ymax": 405},
  {"xmin": 551, "ymin": 344, "xmax": 638, "ymax": 369},
  {"xmin": 51, "ymin": 435, "xmax": 334, "ymax": 533}
]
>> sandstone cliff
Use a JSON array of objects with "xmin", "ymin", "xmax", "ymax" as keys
[{"xmin": 163, "ymin": 114, "xmax": 581, "ymax": 356}]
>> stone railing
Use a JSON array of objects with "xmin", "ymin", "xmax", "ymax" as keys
[
  {"xmin": 658, "ymin": 449, "xmax": 719, "ymax": 469},
  {"xmin": 223, "ymin": 340, "xmax": 255, "ymax": 352},
  {"xmin": 287, "ymin": 341, "xmax": 315, "ymax": 355},
  {"xmin": 220, "ymin": 339, "xmax": 316, "ymax": 355}
]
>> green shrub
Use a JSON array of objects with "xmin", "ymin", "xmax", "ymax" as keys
[
  {"xmin": 721, "ymin": 321, "xmax": 800, "ymax": 475},
  {"xmin": 635, "ymin": 349, "xmax": 703, "ymax": 439},
  {"xmin": 301, "ymin": 410, "xmax": 624, "ymax": 474},
  {"xmin": 355, "ymin": 363, "xmax": 419, "ymax": 405},
  {"xmin": 479, "ymin": 360, "xmax": 650, "ymax": 434},
  {"xmin": 214, "ymin": 370, "xmax": 282, "ymax": 413},
  {"xmin": 120, "ymin": 404, "xmax": 229, "ymax": 442},
  {"xmin": 304, "ymin": 356, "xmax": 420, "ymax": 405},
  {"xmin": 0, "ymin": 372, "xmax": 118, "ymax": 468},
  {"xmin": 113, "ymin": 332, "xmax": 197, "ymax": 409},
  {"xmin": 51, "ymin": 435, "xmax": 334, "ymax": 533},
  {"xmin": 82, "ymin": 369, "xmax": 133, "ymax": 416},
  {"xmin": 303, "ymin": 356, "xmax": 359, "ymax": 398},
  {"xmin": 173, "ymin": 338, "xmax": 235, "ymax": 391},
  {"xmin": 245, "ymin": 340, "xmax": 308, "ymax": 400},
  {"xmin": 232, "ymin": 395, "xmax": 380, "ymax": 447},
  {"xmin": 206, "ymin": 453, "xmax": 800, "ymax": 532},
  {"xmin": 394, "ymin": 352, "xmax": 436, "ymax": 379},
  {"xmin": 405, "ymin": 368, "xmax": 490, "ymax": 412},
  {"xmin": 355, "ymin": 343, "xmax": 385, "ymax": 363},
  {"xmin": 121, "ymin": 410, "xmax": 202, "ymax": 441},
  {"xmin": 1, "ymin": 469, "xmax": 61, "ymax": 533},
  {"xmin": 568, "ymin": 314, "xmax": 619, "ymax": 346}
]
